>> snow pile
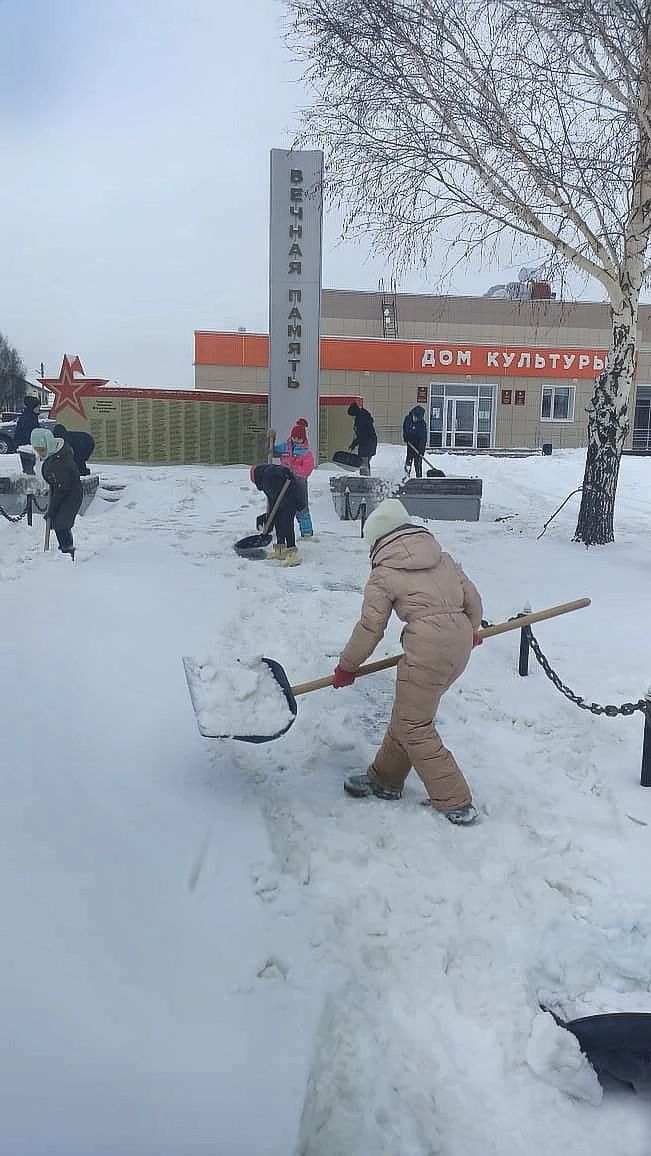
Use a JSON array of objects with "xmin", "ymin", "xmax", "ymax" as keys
[
  {"xmin": 526, "ymin": 1011, "xmax": 602, "ymax": 1105},
  {"xmin": 1, "ymin": 449, "xmax": 651, "ymax": 1154},
  {"xmin": 184, "ymin": 654, "xmax": 295, "ymax": 738}
]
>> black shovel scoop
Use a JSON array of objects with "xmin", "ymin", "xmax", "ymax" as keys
[
  {"xmin": 234, "ymin": 478, "xmax": 291, "ymax": 557},
  {"xmin": 332, "ymin": 450, "xmax": 363, "ymax": 470},
  {"xmin": 184, "ymin": 598, "xmax": 590, "ymax": 743},
  {"xmin": 545, "ymin": 1009, "xmax": 651, "ymax": 1092}
]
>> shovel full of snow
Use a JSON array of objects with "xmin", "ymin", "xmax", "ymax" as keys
[{"xmin": 183, "ymin": 597, "xmax": 590, "ymax": 743}]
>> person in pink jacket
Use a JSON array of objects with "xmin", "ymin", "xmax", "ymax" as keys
[
  {"xmin": 274, "ymin": 418, "xmax": 315, "ymax": 537},
  {"xmin": 332, "ymin": 498, "xmax": 483, "ymax": 825}
]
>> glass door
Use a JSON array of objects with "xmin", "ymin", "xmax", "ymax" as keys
[{"xmin": 445, "ymin": 398, "xmax": 477, "ymax": 448}]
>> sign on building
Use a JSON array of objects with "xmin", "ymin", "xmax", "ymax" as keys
[{"xmin": 268, "ymin": 149, "xmax": 323, "ymax": 447}]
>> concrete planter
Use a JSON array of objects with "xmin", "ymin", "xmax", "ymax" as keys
[
  {"xmin": 329, "ymin": 475, "xmax": 389, "ymax": 521},
  {"xmin": 393, "ymin": 477, "xmax": 482, "ymax": 522},
  {"xmin": 0, "ymin": 473, "xmax": 99, "ymax": 519}
]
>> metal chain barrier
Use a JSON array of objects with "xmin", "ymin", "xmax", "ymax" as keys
[
  {"xmin": 0, "ymin": 501, "xmax": 28, "ymax": 524},
  {"xmin": 0, "ymin": 491, "xmax": 47, "ymax": 524},
  {"xmin": 480, "ymin": 613, "xmax": 647, "ymax": 718},
  {"xmin": 479, "ymin": 610, "xmax": 649, "ymax": 784},
  {"xmin": 527, "ymin": 629, "xmax": 648, "ymax": 718}
]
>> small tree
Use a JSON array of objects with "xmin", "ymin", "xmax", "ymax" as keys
[
  {"xmin": 0, "ymin": 332, "xmax": 27, "ymax": 412},
  {"xmin": 286, "ymin": 0, "xmax": 651, "ymax": 544}
]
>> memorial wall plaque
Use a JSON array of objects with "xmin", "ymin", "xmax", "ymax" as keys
[{"xmin": 49, "ymin": 370, "xmax": 356, "ymax": 465}]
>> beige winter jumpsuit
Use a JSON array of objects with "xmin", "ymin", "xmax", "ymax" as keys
[{"xmin": 339, "ymin": 526, "xmax": 483, "ymax": 811}]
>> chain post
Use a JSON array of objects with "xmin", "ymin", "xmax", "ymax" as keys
[
  {"xmin": 641, "ymin": 691, "xmax": 651, "ymax": 788},
  {"xmin": 359, "ymin": 499, "xmax": 367, "ymax": 538},
  {"xmin": 26, "ymin": 493, "xmax": 33, "ymax": 527},
  {"xmin": 518, "ymin": 625, "xmax": 532, "ymax": 677},
  {"xmin": 343, "ymin": 486, "xmax": 351, "ymax": 521}
]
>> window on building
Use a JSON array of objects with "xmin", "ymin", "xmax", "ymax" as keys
[{"xmin": 541, "ymin": 386, "xmax": 575, "ymax": 422}]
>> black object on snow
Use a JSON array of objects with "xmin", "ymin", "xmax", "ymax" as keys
[
  {"xmin": 333, "ymin": 450, "xmax": 363, "ymax": 469},
  {"xmin": 548, "ymin": 1009, "xmax": 651, "ymax": 1092}
]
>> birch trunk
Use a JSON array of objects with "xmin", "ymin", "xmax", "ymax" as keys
[
  {"xmin": 574, "ymin": 13, "xmax": 651, "ymax": 545},
  {"xmin": 573, "ymin": 301, "xmax": 637, "ymax": 545}
]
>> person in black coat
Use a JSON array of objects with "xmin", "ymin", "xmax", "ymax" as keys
[
  {"xmin": 31, "ymin": 428, "xmax": 83, "ymax": 560},
  {"xmin": 402, "ymin": 405, "xmax": 428, "ymax": 477},
  {"xmin": 12, "ymin": 395, "xmax": 40, "ymax": 450},
  {"xmin": 347, "ymin": 402, "xmax": 378, "ymax": 475},
  {"xmin": 250, "ymin": 463, "xmax": 303, "ymax": 566},
  {"xmin": 52, "ymin": 424, "xmax": 96, "ymax": 475}
]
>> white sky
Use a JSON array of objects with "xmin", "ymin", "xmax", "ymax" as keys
[{"xmin": 0, "ymin": 0, "xmax": 602, "ymax": 389}]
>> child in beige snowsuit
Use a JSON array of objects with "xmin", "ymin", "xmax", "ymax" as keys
[{"xmin": 333, "ymin": 499, "xmax": 483, "ymax": 825}]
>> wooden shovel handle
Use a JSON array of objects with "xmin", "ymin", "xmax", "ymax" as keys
[
  {"xmin": 478, "ymin": 597, "xmax": 590, "ymax": 638},
  {"xmin": 44, "ymin": 518, "xmax": 51, "ymax": 552},
  {"xmin": 290, "ymin": 597, "xmax": 591, "ymax": 697},
  {"xmin": 260, "ymin": 477, "xmax": 291, "ymax": 536}
]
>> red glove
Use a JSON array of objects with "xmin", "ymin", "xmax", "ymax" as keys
[
  {"xmin": 472, "ymin": 633, "xmax": 483, "ymax": 648},
  {"xmin": 333, "ymin": 664, "xmax": 356, "ymax": 688}
]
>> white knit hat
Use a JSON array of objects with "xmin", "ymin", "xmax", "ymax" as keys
[{"xmin": 363, "ymin": 498, "xmax": 413, "ymax": 549}]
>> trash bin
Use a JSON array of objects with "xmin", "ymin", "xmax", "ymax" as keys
[{"xmin": 542, "ymin": 443, "xmax": 553, "ymax": 456}]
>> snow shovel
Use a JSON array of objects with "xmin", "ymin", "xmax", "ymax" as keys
[
  {"xmin": 405, "ymin": 442, "xmax": 445, "ymax": 478},
  {"xmin": 545, "ymin": 1009, "xmax": 651, "ymax": 1092},
  {"xmin": 333, "ymin": 450, "xmax": 363, "ymax": 470},
  {"xmin": 184, "ymin": 597, "xmax": 591, "ymax": 743},
  {"xmin": 44, "ymin": 517, "xmax": 51, "ymax": 552},
  {"xmin": 233, "ymin": 477, "xmax": 291, "ymax": 557}
]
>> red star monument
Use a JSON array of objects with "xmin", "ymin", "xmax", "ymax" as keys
[{"xmin": 39, "ymin": 355, "xmax": 108, "ymax": 419}]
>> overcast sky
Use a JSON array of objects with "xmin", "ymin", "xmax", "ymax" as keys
[{"xmin": 0, "ymin": 0, "xmax": 591, "ymax": 389}]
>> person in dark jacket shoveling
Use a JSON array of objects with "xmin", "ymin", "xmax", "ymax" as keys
[
  {"xmin": 347, "ymin": 402, "xmax": 378, "ymax": 476},
  {"xmin": 250, "ymin": 463, "xmax": 304, "ymax": 566},
  {"xmin": 31, "ymin": 428, "xmax": 83, "ymax": 560},
  {"xmin": 332, "ymin": 498, "xmax": 483, "ymax": 825},
  {"xmin": 52, "ymin": 423, "xmax": 96, "ymax": 476},
  {"xmin": 402, "ymin": 405, "xmax": 428, "ymax": 477}
]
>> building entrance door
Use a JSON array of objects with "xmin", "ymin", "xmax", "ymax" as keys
[{"xmin": 445, "ymin": 398, "xmax": 477, "ymax": 448}]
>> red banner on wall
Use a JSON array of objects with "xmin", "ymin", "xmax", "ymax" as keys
[{"xmin": 195, "ymin": 332, "xmax": 610, "ymax": 380}]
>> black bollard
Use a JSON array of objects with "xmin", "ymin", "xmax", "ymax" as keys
[
  {"xmin": 518, "ymin": 625, "xmax": 531, "ymax": 677},
  {"xmin": 26, "ymin": 493, "xmax": 33, "ymax": 527},
  {"xmin": 343, "ymin": 487, "xmax": 352, "ymax": 521},
  {"xmin": 641, "ymin": 694, "xmax": 651, "ymax": 787},
  {"xmin": 359, "ymin": 500, "xmax": 367, "ymax": 538}
]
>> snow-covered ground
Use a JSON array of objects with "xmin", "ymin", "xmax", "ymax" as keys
[{"xmin": 1, "ymin": 447, "xmax": 650, "ymax": 1155}]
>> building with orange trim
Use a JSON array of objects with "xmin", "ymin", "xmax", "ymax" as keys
[{"xmin": 195, "ymin": 290, "xmax": 651, "ymax": 452}]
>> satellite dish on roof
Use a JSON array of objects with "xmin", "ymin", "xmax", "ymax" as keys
[{"xmin": 518, "ymin": 265, "xmax": 544, "ymax": 282}]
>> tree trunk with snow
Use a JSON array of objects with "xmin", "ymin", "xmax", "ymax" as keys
[
  {"xmin": 575, "ymin": 54, "xmax": 651, "ymax": 547},
  {"xmin": 574, "ymin": 304, "xmax": 637, "ymax": 546}
]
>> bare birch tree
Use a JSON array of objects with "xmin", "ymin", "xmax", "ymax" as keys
[{"xmin": 286, "ymin": 0, "xmax": 651, "ymax": 545}]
